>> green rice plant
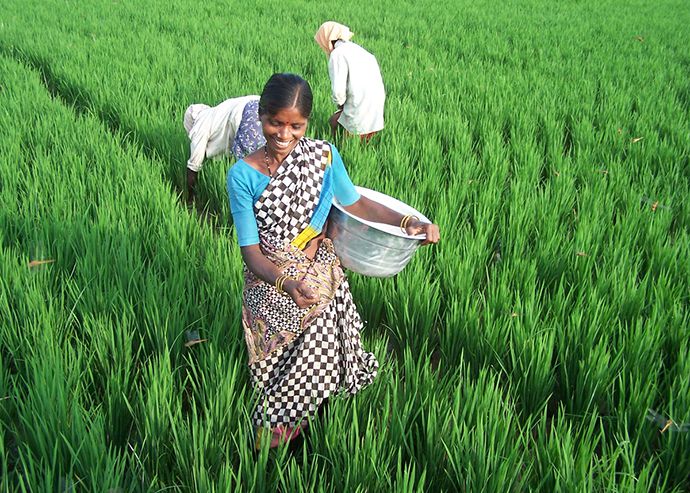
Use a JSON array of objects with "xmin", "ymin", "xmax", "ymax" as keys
[
  {"xmin": 166, "ymin": 353, "xmax": 254, "ymax": 490},
  {"xmin": 612, "ymin": 318, "xmax": 663, "ymax": 440},
  {"xmin": 1, "ymin": 0, "xmax": 690, "ymax": 490},
  {"xmin": 438, "ymin": 292, "xmax": 483, "ymax": 372},
  {"xmin": 529, "ymin": 408, "xmax": 604, "ymax": 492},
  {"xmin": 598, "ymin": 422, "xmax": 667, "ymax": 493},
  {"xmin": 442, "ymin": 365, "xmax": 529, "ymax": 492},
  {"xmin": 655, "ymin": 341, "xmax": 690, "ymax": 489},
  {"xmin": 273, "ymin": 454, "xmax": 331, "ymax": 493},
  {"xmin": 382, "ymin": 259, "xmax": 442, "ymax": 357},
  {"xmin": 78, "ymin": 312, "xmax": 141, "ymax": 447},
  {"xmin": 507, "ymin": 316, "xmax": 556, "ymax": 416},
  {"xmin": 0, "ymin": 426, "xmax": 10, "ymax": 493},
  {"xmin": 390, "ymin": 455, "xmax": 427, "ymax": 493}
]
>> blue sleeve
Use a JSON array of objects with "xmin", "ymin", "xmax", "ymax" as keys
[
  {"xmin": 330, "ymin": 145, "xmax": 360, "ymax": 206},
  {"xmin": 227, "ymin": 163, "xmax": 262, "ymax": 246}
]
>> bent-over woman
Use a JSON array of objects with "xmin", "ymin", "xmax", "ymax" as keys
[
  {"xmin": 314, "ymin": 21, "xmax": 386, "ymax": 140},
  {"xmin": 184, "ymin": 95, "xmax": 265, "ymax": 201},
  {"xmin": 227, "ymin": 73, "xmax": 440, "ymax": 449}
]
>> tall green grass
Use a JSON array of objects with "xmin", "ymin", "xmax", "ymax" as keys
[{"xmin": 1, "ymin": 0, "xmax": 689, "ymax": 490}]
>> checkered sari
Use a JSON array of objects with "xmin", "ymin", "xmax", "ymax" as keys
[{"xmin": 242, "ymin": 137, "xmax": 378, "ymax": 430}]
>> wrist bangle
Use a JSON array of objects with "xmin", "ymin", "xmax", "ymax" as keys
[
  {"xmin": 400, "ymin": 215, "xmax": 411, "ymax": 232},
  {"xmin": 275, "ymin": 274, "xmax": 287, "ymax": 295},
  {"xmin": 275, "ymin": 274, "xmax": 293, "ymax": 295},
  {"xmin": 400, "ymin": 215, "xmax": 419, "ymax": 233}
]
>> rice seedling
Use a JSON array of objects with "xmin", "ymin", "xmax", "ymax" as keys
[{"xmin": 1, "ymin": 0, "xmax": 689, "ymax": 490}]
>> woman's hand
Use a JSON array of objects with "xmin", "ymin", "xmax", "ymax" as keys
[
  {"xmin": 406, "ymin": 220, "xmax": 441, "ymax": 246},
  {"xmin": 284, "ymin": 279, "xmax": 320, "ymax": 308}
]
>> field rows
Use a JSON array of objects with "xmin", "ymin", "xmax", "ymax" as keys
[{"xmin": 1, "ymin": 0, "xmax": 689, "ymax": 490}]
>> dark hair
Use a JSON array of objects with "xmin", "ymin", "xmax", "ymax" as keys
[{"xmin": 258, "ymin": 73, "xmax": 313, "ymax": 118}]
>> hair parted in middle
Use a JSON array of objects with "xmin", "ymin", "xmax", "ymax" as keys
[{"xmin": 259, "ymin": 73, "xmax": 313, "ymax": 118}]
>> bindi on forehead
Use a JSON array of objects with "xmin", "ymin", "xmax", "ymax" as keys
[{"xmin": 267, "ymin": 106, "xmax": 308, "ymax": 124}]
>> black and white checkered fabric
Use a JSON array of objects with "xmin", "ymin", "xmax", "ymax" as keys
[
  {"xmin": 254, "ymin": 138, "xmax": 331, "ymax": 250},
  {"xmin": 245, "ymin": 137, "xmax": 378, "ymax": 429},
  {"xmin": 249, "ymin": 277, "xmax": 378, "ymax": 428}
]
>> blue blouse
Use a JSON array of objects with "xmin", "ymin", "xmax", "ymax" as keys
[{"xmin": 227, "ymin": 144, "xmax": 360, "ymax": 247}]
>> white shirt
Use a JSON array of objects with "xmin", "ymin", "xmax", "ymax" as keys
[
  {"xmin": 329, "ymin": 41, "xmax": 385, "ymax": 135},
  {"xmin": 184, "ymin": 95, "xmax": 259, "ymax": 172}
]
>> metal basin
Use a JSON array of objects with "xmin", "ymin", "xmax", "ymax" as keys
[{"xmin": 327, "ymin": 187, "xmax": 429, "ymax": 277}]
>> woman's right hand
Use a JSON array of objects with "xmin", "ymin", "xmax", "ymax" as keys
[
  {"xmin": 284, "ymin": 279, "xmax": 320, "ymax": 308},
  {"xmin": 406, "ymin": 220, "xmax": 441, "ymax": 246}
]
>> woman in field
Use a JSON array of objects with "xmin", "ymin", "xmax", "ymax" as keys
[
  {"xmin": 314, "ymin": 21, "xmax": 386, "ymax": 141},
  {"xmin": 184, "ymin": 95, "xmax": 265, "ymax": 201},
  {"xmin": 227, "ymin": 73, "xmax": 439, "ymax": 449}
]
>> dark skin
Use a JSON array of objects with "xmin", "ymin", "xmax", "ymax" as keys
[
  {"xmin": 186, "ymin": 169, "xmax": 198, "ymax": 203},
  {"xmin": 240, "ymin": 106, "xmax": 440, "ymax": 309},
  {"xmin": 328, "ymin": 106, "xmax": 344, "ymax": 135}
]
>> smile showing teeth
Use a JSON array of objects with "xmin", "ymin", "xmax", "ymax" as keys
[{"xmin": 273, "ymin": 138, "xmax": 292, "ymax": 149}]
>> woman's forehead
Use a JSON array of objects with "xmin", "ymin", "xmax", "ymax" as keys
[{"xmin": 265, "ymin": 106, "xmax": 309, "ymax": 123}]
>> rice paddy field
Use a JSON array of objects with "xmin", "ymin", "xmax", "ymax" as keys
[{"xmin": 1, "ymin": 0, "xmax": 689, "ymax": 491}]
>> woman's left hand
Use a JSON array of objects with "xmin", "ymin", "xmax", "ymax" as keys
[{"xmin": 406, "ymin": 220, "xmax": 441, "ymax": 246}]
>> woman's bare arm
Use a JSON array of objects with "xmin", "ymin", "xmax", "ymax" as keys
[
  {"xmin": 342, "ymin": 196, "xmax": 441, "ymax": 245},
  {"xmin": 342, "ymin": 195, "xmax": 405, "ymax": 225}
]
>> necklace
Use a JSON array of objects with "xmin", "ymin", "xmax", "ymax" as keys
[{"xmin": 263, "ymin": 145, "xmax": 273, "ymax": 177}]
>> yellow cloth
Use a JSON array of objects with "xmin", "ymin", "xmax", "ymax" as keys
[
  {"xmin": 291, "ymin": 225, "xmax": 319, "ymax": 250},
  {"xmin": 314, "ymin": 21, "xmax": 354, "ymax": 55}
]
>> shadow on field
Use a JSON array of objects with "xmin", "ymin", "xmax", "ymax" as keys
[{"xmin": 0, "ymin": 45, "xmax": 226, "ymax": 231}]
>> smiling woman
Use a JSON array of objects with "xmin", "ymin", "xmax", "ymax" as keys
[
  {"xmin": 226, "ymin": 73, "xmax": 439, "ymax": 450},
  {"xmin": 257, "ymin": 74, "xmax": 310, "ymax": 171}
]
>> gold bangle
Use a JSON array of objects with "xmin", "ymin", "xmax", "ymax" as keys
[
  {"xmin": 400, "ymin": 215, "xmax": 419, "ymax": 233},
  {"xmin": 282, "ymin": 276, "xmax": 294, "ymax": 295},
  {"xmin": 275, "ymin": 274, "xmax": 287, "ymax": 294},
  {"xmin": 400, "ymin": 214, "xmax": 411, "ymax": 232},
  {"xmin": 275, "ymin": 274, "xmax": 294, "ymax": 295}
]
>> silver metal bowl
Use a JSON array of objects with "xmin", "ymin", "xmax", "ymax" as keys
[{"xmin": 327, "ymin": 187, "xmax": 429, "ymax": 277}]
